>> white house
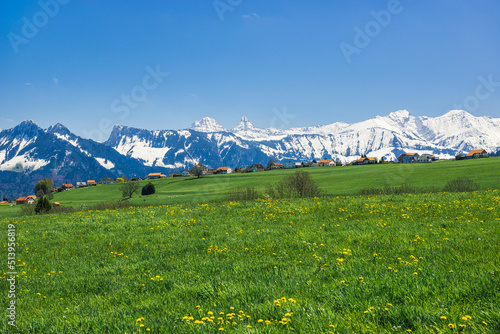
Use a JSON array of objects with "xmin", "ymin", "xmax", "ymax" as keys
[
  {"xmin": 318, "ymin": 159, "xmax": 336, "ymax": 166},
  {"xmin": 284, "ymin": 161, "xmax": 301, "ymax": 169},
  {"xmin": 216, "ymin": 167, "xmax": 232, "ymax": 174},
  {"xmin": 419, "ymin": 154, "xmax": 438, "ymax": 162}
]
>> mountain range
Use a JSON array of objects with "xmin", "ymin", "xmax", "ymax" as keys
[{"xmin": 1, "ymin": 109, "xmax": 499, "ymax": 199}]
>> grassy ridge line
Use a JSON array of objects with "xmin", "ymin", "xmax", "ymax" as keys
[
  {"xmin": 0, "ymin": 157, "xmax": 499, "ymax": 217},
  {"xmin": 1, "ymin": 190, "xmax": 499, "ymax": 332}
]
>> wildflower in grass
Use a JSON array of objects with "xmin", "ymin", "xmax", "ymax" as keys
[
  {"xmin": 459, "ymin": 324, "xmax": 466, "ymax": 329},
  {"xmin": 440, "ymin": 316, "xmax": 447, "ymax": 320},
  {"xmin": 448, "ymin": 324, "xmax": 455, "ymax": 328},
  {"xmin": 482, "ymin": 321, "xmax": 487, "ymax": 325},
  {"xmin": 258, "ymin": 319, "xmax": 263, "ymax": 323}
]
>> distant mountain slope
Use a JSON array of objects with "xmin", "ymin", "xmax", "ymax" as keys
[{"xmin": 0, "ymin": 121, "xmax": 166, "ymax": 199}]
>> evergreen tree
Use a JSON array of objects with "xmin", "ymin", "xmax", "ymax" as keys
[{"xmin": 35, "ymin": 196, "xmax": 52, "ymax": 214}]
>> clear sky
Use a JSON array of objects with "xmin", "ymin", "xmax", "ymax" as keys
[{"xmin": 1, "ymin": 0, "xmax": 500, "ymax": 140}]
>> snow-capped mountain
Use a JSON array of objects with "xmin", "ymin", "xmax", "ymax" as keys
[
  {"xmin": 1, "ymin": 110, "xmax": 499, "ymax": 198},
  {"xmin": 190, "ymin": 117, "xmax": 226, "ymax": 132},
  {"xmin": 0, "ymin": 121, "xmax": 165, "ymax": 198},
  {"xmin": 106, "ymin": 109, "xmax": 500, "ymax": 167}
]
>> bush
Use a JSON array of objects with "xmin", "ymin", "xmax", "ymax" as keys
[
  {"xmin": 34, "ymin": 196, "xmax": 52, "ymax": 214},
  {"xmin": 226, "ymin": 187, "xmax": 260, "ymax": 201},
  {"xmin": 266, "ymin": 171, "xmax": 321, "ymax": 199},
  {"xmin": 142, "ymin": 182, "xmax": 156, "ymax": 196},
  {"xmin": 443, "ymin": 177, "xmax": 479, "ymax": 192}
]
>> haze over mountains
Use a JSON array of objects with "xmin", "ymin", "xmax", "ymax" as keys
[{"xmin": 1, "ymin": 110, "xmax": 499, "ymax": 198}]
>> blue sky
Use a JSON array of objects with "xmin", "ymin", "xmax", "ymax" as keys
[{"xmin": 1, "ymin": 0, "xmax": 499, "ymax": 140}]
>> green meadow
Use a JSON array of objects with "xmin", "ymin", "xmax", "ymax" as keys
[
  {"xmin": 1, "ymin": 189, "xmax": 500, "ymax": 333},
  {"xmin": 1, "ymin": 157, "xmax": 499, "ymax": 218}
]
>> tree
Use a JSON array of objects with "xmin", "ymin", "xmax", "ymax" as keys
[
  {"xmin": 141, "ymin": 182, "xmax": 156, "ymax": 196},
  {"xmin": 35, "ymin": 178, "xmax": 53, "ymax": 195},
  {"xmin": 120, "ymin": 182, "xmax": 140, "ymax": 199},
  {"xmin": 115, "ymin": 177, "xmax": 125, "ymax": 183},
  {"xmin": 190, "ymin": 164, "xmax": 207, "ymax": 178},
  {"xmin": 335, "ymin": 161, "xmax": 343, "ymax": 166},
  {"xmin": 35, "ymin": 196, "xmax": 52, "ymax": 214},
  {"xmin": 267, "ymin": 158, "xmax": 276, "ymax": 169},
  {"xmin": 266, "ymin": 170, "xmax": 321, "ymax": 199}
]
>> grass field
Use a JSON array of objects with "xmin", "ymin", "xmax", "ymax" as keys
[
  {"xmin": 1, "ymin": 189, "xmax": 499, "ymax": 333},
  {"xmin": 0, "ymin": 157, "xmax": 499, "ymax": 218}
]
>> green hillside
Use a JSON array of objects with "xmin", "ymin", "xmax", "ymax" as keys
[{"xmin": 1, "ymin": 157, "xmax": 499, "ymax": 217}]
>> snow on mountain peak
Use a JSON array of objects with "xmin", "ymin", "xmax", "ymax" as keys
[
  {"xmin": 387, "ymin": 109, "xmax": 411, "ymax": 119},
  {"xmin": 441, "ymin": 110, "xmax": 473, "ymax": 118},
  {"xmin": 190, "ymin": 117, "xmax": 226, "ymax": 132},
  {"xmin": 232, "ymin": 116, "xmax": 257, "ymax": 132}
]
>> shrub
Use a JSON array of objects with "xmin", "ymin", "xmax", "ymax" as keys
[
  {"xmin": 443, "ymin": 177, "xmax": 479, "ymax": 192},
  {"xmin": 142, "ymin": 182, "xmax": 156, "ymax": 196},
  {"xmin": 266, "ymin": 171, "xmax": 321, "ymax": 199},
  {"xmin": 226, "ymin": 187, "xmax": 260, "ymax": 201}
]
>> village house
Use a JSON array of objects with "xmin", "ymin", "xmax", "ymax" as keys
[
  {"xmin": 16, "ymin": 197, "xmax": 34, "ymax": 205},
  {"xmin": 87, "ymin": 180, "xmax": 97, "ymax": 186},
  {"xmin": 465, "ymin": 149, "xmax": 488, "ymax": 159},
  {"xmin": 270, "ymin": 162, "xmax": 283, "ymax": 170},
  {"xmin": 318, "ymin": 159, "xmax": 336, "ymax": 167},
  {"xmin": 419, "ymin": 154, "xmax": 438, "ymax": 162},
  {"xmin": 357, "ymin": 157, "xmax": 377, "ymax": 165},
  {"xmin": 62, "ymin": 183, "xmax": 74, "ymax": 190},
  {"xmin": 147, "ymin": 173, "xmax": 167, "ymax": 179},
  {"xmin": 397, "ymin": 153, "xmax": 420, "ymax": 163},
  {"xmin": 216, "ymin": 167, "xmax": 233, "ymax": 174},
  {"xmin": 248, "ymin": 164, "xmax": 265, "ymax": 172},
  {"xmin": 53, "ymin": 202, "xmax": 60, "ymax": 207},
  {"xmin": 27, "ymin": 195, "xmax": 37, "ymax": 200},
  {"xmin": 99, "ymin": 176, "xmax": 115, "ymax": 184},
  {"xmin": 181, "ymin": 170, "xmax": 191, "ymax": 177},
  {"xmin": 207, "ymin": 169, "xmax": 217, "ymax": 175},
  {"xmin": 76, "ymin": 181, "xmax": 87, "ymax": 188},
  {"xmin": 284, "ymin": 161, "xmax": 301, "ymax": 169}
]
